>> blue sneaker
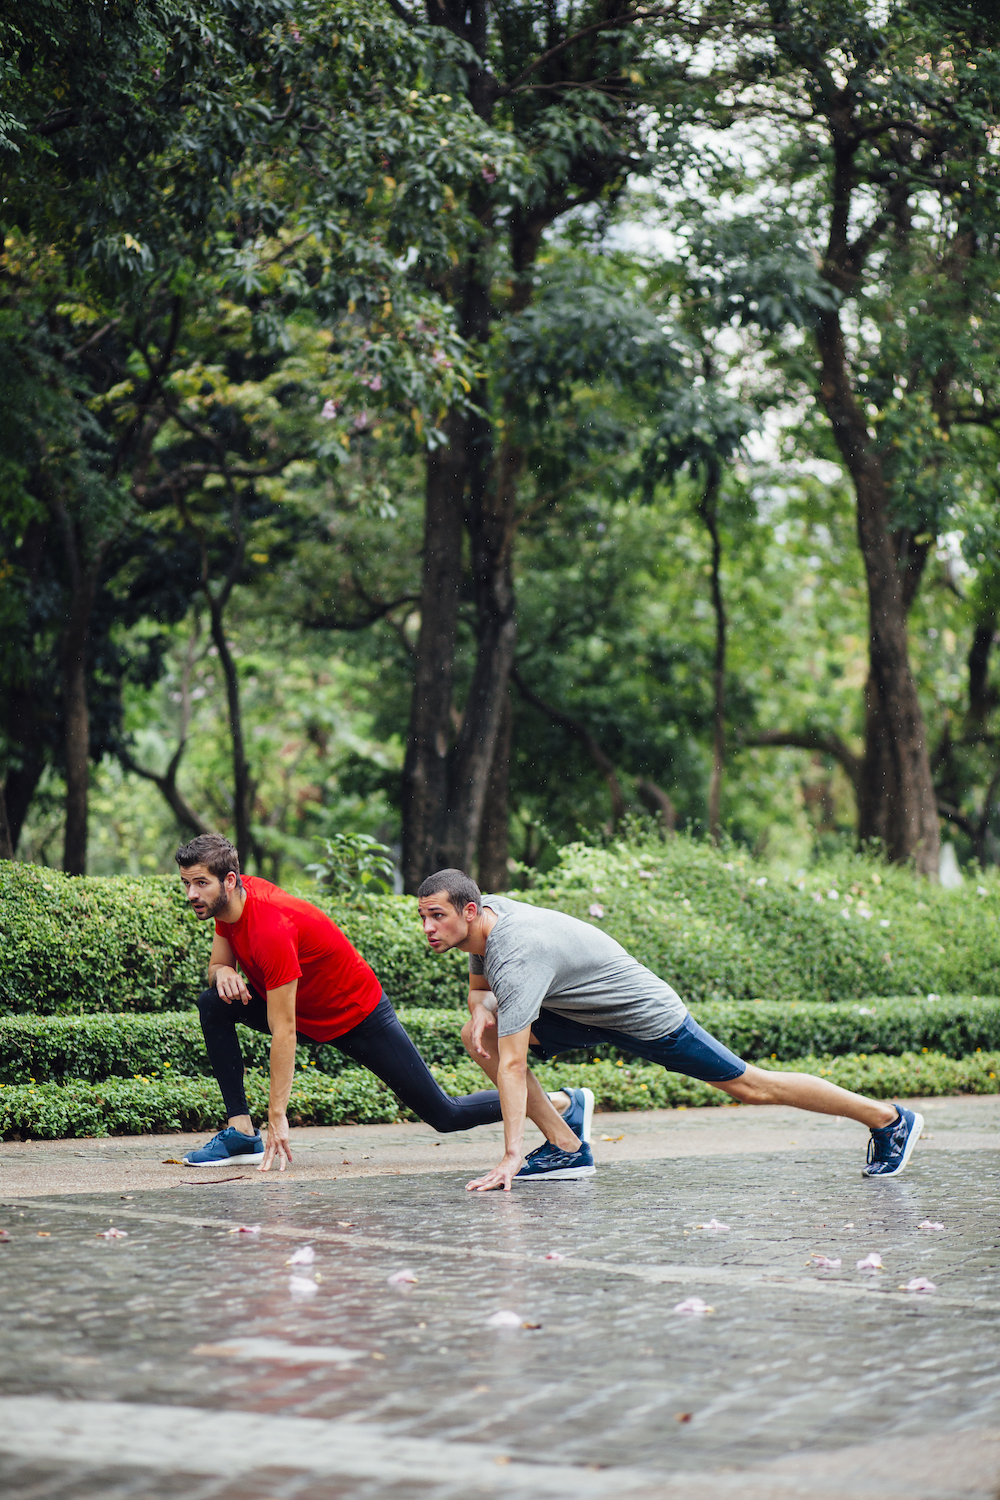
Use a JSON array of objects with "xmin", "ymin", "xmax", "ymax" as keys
[
  {"xmin": 515, "ymin": 1140, "xmax": 595, "ymax": 1182},
  {"xmin": 862, "ymin": 1104, "xmax": 924, "ymax": 1177},
  {"xmin": 183, "ymin": 1126, "xmax": 265, "ymax": 1167},
  {"xmin": 555, "ymin": 1086, "xmax": 595, "ymax": 1145}
]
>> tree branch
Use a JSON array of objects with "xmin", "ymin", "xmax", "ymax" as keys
[
  {"xmin": 512, "ymin": 667, "xmax": 625, "ymax": 824},
  {"xmin": 743, "ymin": 729, "xmax": 862, "ymax": 798},
  {"xmin": 120, "ymin": 745, "xmax": 209, "ymax": 837}
]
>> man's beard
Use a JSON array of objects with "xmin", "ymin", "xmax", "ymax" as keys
[{"xmin": 196, "ymin": 887, "xmax": 231, "ymax": 919}]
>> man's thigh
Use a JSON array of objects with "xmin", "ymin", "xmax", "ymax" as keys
[{"xmin": 530, "ymin": 1009, "xmax": 746, "ymax": 1084}]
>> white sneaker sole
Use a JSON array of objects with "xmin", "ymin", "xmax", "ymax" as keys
[
  {"xmin": 863, "ymin": 1111, "xmax": 924, "ymax": 1178},
  {"xmin": 183, "ymin": 1151, "xmax": 265, "ymax": 1167},
  {"xmin": 515, "ymin": 1165, "xmax": 596, "ymax": 1182},
  {"xmin": 579, "ymin": 1087, "xmax": 595, "ymax": 1145}
]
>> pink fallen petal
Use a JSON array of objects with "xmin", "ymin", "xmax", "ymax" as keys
[
  {"xmin": 387, "ymin": 1268, "xmax": 418, "ymax": 1286},
  {"xmin": 97, "ymin": 1227, "xmax": 128, "ymax": 1240},
  {"xmin": 918, "ymin": 1220, "xmax": 945, "ymax": 1231},
  {"xmin": 230, "ymin": 1225, "xmax": 261, "ymax": 1235},
  {"xmin": 287, "ymin": 1246, "xmax": 315, "ymax": 1266},
  {"xmin": 696, "ymin": 1219, "xmax": 730, "ymax": 1232},
  {"xmin": 856, "ymin": 1253, "xmax": 883, "ymax": 1272},
  {"xmin": 810, "ymin": 1255, "xmax": 842, "ymax": 1269},
  {"xmin": 673, "ymin": 1297, "xmax": 712, "ymax": 1316},
  {"xmin": 902, "ymin": 1277, "xmax": 936, "ymax": 1293},
  {"xmin": 544, "ymin": 1251, "xmax": 565, "ymax": 1261},
  {"xmin": 485, "ymin": 1310, "xmax": 522, "ymax": 1328},
  {"xmin": 588, "ymin": 903, "xmax": 604, "ymax": 918},
  {"xmin": 289, "ymin": 1275, "xmax": 318, "ymax": 1298}
]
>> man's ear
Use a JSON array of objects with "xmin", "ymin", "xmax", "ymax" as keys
[
  {"xmin": 464, "ymin": 901, "xmax": 479, "ymax": 923},
  {"xmin": 225, "ymin": 871, "xmax": 238, "ymax": 894}
]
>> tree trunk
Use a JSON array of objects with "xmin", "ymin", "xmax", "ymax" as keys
[
  {"xmin": 699, "ymin": 467, "xmax": 725, "ymax": 843},
  {"xmin": 3, "ymin": 683, "xmax": 46, "ymax": 853},
  {"xmin": 0, "ymin": 779, "xmax": 13, "ymax": 861},
  {"xmin": 401, "ymin": 413, "xmax": 468, "ymax": 889},
  {"xmin": 437, "ymin": 439, "xmax": 518, "ymax": 871},
  {"xmin": 206, "ymin": 593, "xmax": 252, "ymax": 870},
  {"xmin": 477, "ymin": 686, "xmax": 512, "ymax": 890},
  {"xmin": 814, "ymin": 308, "xmax": 940, "ymax": 875},
  {"xmin": 62, "ymin": 613, "xmax": 92, "ymax": 874},
  {"xmin": 636, "ymin": 778, "xmax": 676, "ymax": 834}
]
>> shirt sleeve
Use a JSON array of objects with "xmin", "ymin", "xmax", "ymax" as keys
[
  {"xmin": 468, "ymin": 955, "xmax": 485, "ymax": 976},
  {"xmin": 252, "ymin": 912, "xmax": 303, "ymax": 992},
  {"xmin": 491, "ymin": 955, "xmax": 558, "ymax": 1038}
]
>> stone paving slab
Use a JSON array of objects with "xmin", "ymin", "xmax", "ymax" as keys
[
  {"xmin": 2, "ymin": 1094, "xmax": 997, "ymax": 1197},
  {"xmin": 1, "ymin": 1135, "xmax": 998, "ymax": 1498}
]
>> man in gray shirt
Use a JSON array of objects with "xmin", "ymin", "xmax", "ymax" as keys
[{"xmin": 416, "ymin": 868, "xmax": 924, "ymax": 1191}]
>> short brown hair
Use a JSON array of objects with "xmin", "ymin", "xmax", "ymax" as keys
[
  {"xmin": 175, "ymin": 833, "xmax": 243, "ymax": 890},
  {"xmin": 416, "ymin": 868, "xmax": 482, "ymax": 913}
]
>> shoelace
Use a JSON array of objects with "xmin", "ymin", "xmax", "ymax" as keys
[{"xmin": 867, "ymin": 1116, "xmax": 905, "ymax": 1165}]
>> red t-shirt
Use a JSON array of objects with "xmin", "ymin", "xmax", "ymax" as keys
[{"xmin": 215, "ymin": 876, "xmax": 381, "ymax": 1041}]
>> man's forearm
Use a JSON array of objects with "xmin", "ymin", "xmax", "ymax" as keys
[
  {"xmin": 268, "ymin": 1026, "xmax": 297, "ymax": 1118},
  {"xmin": 497, "ymin": 1058, "xmax": 528, "ymax": 1163}
]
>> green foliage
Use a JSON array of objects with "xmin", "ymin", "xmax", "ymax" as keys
[
  {"xmin": 5, "ymin": 995, "xmax": 1000, "ymax": 1086},
  {"xmin": 6, "ymin": 1047, "xmax": 995, "ymax": 1140},
  {"xmin": 518, "ymin": 836, "xmax": 1000, "ymax": 1003},
  {"xmin": 0, "ymin": 1066, "xmax": 402, "ymax": 1140},
  {"xmin": 307, "ymin": 832, "xmax": 396, "ymax": 896},
  {"xmin": 0, "ymin": 863, "xmax": 212, "ymax": 1015},
  {"xmin": 431, "ymin": 1050, "xmax": 1000, "ymax": 1112},
  {"xmin": 0, "ymin": 1005, "xmax": 471, "ymax": 1083},
  {"xmin": 7, "ymin": 842, "xmax": 1000, "ymax": 1019},
  {"xmin": 0, "ymin": 863, "xmax": 464, "ymax": 1015}
]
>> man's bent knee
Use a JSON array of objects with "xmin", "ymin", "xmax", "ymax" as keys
[
  {"xmin": 718, "ymin": 1066, "xmax": 773, "ymax": 1105},
  {"xmin": 196, "ymin": 986, "xmax": 229, "ymax": 1022}
]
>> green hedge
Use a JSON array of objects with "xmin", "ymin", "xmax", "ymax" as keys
[
  {"xmin": 6, "ymin": 837, "xmax": 1000, "ymax": 1015},
  {"xmin": 518, "ymin": 838, "xmax": 1000, "ymax": 1005},
  {"xmin": 0, "ymin": 863, "xmax": 466, "ymax": 1017},
  {"xmin": 3, "ymin": 996, "xmax": 1000, "ymax": 1086},
  {"xmin": 0, "ymin": 1007, "xmax": 471, "ymax": 1084},
  {"xmin": 0, "ymin": 1067, "xmax": 403, "ymax": 1140},
  {"xmin": 4, "ymin": 1049, "xmax": 998, "ymax": 1140}
]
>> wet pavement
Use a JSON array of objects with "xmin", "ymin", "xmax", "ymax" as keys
[{"xmin": 1, "ymin": 1115, "xmax": 999, "ymax": 1499}]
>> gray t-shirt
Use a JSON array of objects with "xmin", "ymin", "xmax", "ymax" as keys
[{"xmin": 469, "ymin": 895, "xmax": 687, "ymax": 1039}]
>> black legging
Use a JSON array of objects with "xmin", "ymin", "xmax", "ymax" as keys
[{"xmin": 196, "ymin": 987, "xmax": 502, "ymax": 1133}]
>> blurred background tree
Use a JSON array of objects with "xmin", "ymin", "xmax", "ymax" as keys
[{"xmin": 3, "ymin": 0, "xmax": 1000, "ymax": 886}]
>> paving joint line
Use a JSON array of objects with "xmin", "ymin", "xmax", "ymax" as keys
[{"xmin": 4, "ymin": 1195, "xmax": 993, "ymax": 1311}]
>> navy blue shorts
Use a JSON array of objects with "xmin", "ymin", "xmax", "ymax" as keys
[{"xmin": 528, "ymin": 1010, "xmax": 747, "ymax": 1084}]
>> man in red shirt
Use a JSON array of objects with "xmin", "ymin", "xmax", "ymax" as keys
[{"xmin": 176, "ymin": 833, "xmax": 505, "ymax": 1171}]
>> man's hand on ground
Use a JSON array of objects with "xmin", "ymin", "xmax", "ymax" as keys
[
  {"xmin": 468, "ymin": 1000, "xmax": 497, "ymax": 1059},
  {"xmin": 259, "ymin": 1112, "xmax": 293, "ymax": 1172},
  {"xmin": 215, "ymin": 966, "xmax": 251, "ymax": 1005},
  {"xmin": 466, "ymin": 1150, "xmax": 523, "ymax": 1193}
]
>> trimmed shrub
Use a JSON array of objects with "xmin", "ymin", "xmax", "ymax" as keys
[
  {"xmin": 0, "ymin": 864, "xmax": 213, "ymax": 1015},
  {"xmin": 518, "ymin": 838, "xmax": 1000, "ymax": 1005},
  {"xmin": 0, "ymin": 863, "xmax": 466, "ymax": 1017},
  {"xmin": 3, "ymin": 996, "xmax": 998, "ymax": 1086},
  {"xmin": 5, "ymin": 837, "xmax": 1000, "ymax": 1016},
  {"xmin": 6, "ymin": 1047, "xmax": 995, "ymax": 1140},
  {"xmin": 0, "ymin": 1066, "xmax": 403, "ymax": 1140},
  {"xmin": 0, "ymin": 1007, "xmax": 474, "ymax": 1084}
]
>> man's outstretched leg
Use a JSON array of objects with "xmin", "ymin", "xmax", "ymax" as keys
[{"xmin": 715, "ymin": 1065, "xmax": 923, "ymax": 1177}]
